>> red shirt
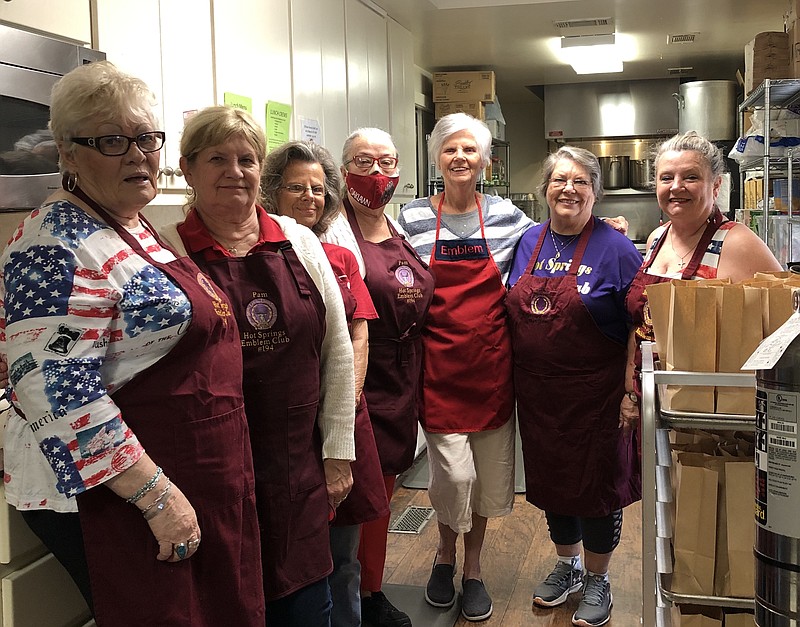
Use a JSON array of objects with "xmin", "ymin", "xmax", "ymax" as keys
[
  {"xmin": 178, "ymin": 205, "xmax": 283, "ymax": 260},
  {"xmin": 322, "ymin": 242, "xmax": 378, "ymax": 321}
]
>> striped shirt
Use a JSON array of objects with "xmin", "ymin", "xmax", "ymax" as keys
[{"xmin": 397, "ymin": 195, "xmax": 534, "ymax": 284}]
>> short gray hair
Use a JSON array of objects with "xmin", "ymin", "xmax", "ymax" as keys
[
  {"xmin": 428, "ymin": 113, "xmax": 492, "ymax": 170},
  {"xmin": 49, "ymin": 61, "xmax": 158, "ymax": 173},
  {"xmin": 653, "ymin": 130, "xmax": 726, "ymax": 179},
  {"xmin": 341, "ymin": 127, "xmax": 397, "ymax": 166},
  {"xmin": 262, "ymin": 140, "xmax": 343, "ymax": 235},
  {"xmin": 538, "ymin": 146, "xmax": 604, "ymax": 202}
]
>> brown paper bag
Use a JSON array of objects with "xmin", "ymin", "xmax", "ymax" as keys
[
  {"xmin": 678, "ymin": 613, "xmax": 723, "ymax": 627},
  {"xmin": 761, "ymin": 284, "xmax": 795, "ymax": 336},
  {"xmin": 663, "ymin": 281, "xmax": 717, "ymax": 411},
  {"xmin": 724, "ymin": 612, "xmax": 755, "ymax": 626},
  {"xmin": 715, "ymin": 285, "xmax": 762, "ymax": 414},
  {"xmin": 722, "ymin": 462, "xmax": 756, "ymax": 597},
  {"xmin": 753, "ymin": 271, "xmax": 793, "ymax": 280},
  {"xmin": 672, "ymin": 456, "xmax": 718, "ymax": 595}
]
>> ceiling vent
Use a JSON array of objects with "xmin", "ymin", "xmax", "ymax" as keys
[
  {"xmin": 553, "ymin": 17, "xmax": 614, "ymax": 37},
  {"xmin": 667, "ymin": 66, "xmax": 694, "ymax": 75},
  {"xmin": 554, "ymin": 17, "xmax": 613, "ymax": 29},
  {"xmin": 668, "ymin": 33, "xmax": 696, "ymax": 44}
]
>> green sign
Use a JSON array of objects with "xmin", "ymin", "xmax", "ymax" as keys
[{"xmin": 266, "ymin": 101, "xmax": 292, "ymax": 152}]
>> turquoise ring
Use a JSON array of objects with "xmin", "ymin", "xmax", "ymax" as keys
[{"xmin": 174, "ymin": 542, "xmax": 188, "ymax": 559}]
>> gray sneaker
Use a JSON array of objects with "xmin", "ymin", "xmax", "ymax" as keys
[
  {"xmin": 571, "ymin": 574, "xmax": 613, "ymax": 627},
  {"xmin": 532, "ymin": 561, "xmax": 583, "ymax": 607}
]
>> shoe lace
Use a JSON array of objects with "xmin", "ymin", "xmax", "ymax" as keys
[
  {"xmin": 544, "ymin": 562, "xmax": 578, "ymax": 586},
  {"xmin": 582, "ymin": 575, "xmax": 608, "ymax": 607}
]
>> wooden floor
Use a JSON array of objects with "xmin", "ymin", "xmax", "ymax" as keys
[{"xmin": 383, "ymin": 479, "xmax": 643, "ymax": 626}]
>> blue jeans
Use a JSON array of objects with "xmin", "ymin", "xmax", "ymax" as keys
[
  {"xmin": 329, "ymin": 524, "xmax": 362, "ymax": 627},
  {"xmin": 266, "ymin": 576, "xmax": 332, "ymax": 627}
]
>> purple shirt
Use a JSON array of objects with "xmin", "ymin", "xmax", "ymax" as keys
[{"xmin": 508, "ymin": 217, "xmax": 642, "ymax": 344}]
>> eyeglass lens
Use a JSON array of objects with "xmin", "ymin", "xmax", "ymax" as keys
[{"xmin": 351, "ymin": 155, "xmax": 398, "ymax": 170}]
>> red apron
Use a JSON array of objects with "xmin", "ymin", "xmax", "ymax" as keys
[
  {"xmin": 186, "ymin": 225, "xmax": 331, "ymax": 601},
  {"xmin": 625, "ymin": 208, "xmax": 726, "ymax": 395},
  {"xmin": 345, "ymin": 198, "xmax": 434, "ymax": 475},
  {"xmin": 421, "ymin": 193, "xmax": 513, "ymax": 433},
  {"xmin": 75, "ymin": 194, "xmax": 265, "ymax": 626},
  {"xmin": 507, "ymin": 218, "xmax": 640, "ymax": 517},
  {"xmin": 322, "ymin": 243, "xmax": 389, "ymax": 526}
]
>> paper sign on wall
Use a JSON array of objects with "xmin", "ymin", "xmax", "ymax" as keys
[
  {"xmin": 266, "ymin": 101, "xmax": 292, "ymax": 152},
  {"xmin": 223, "ymin": 92, "xmax": 252, "ymax": 113},
  {"xmin": 299, "ymin": 117, "xmax": 321, "ymax": 144}
]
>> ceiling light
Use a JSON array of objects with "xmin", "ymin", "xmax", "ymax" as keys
[{"xmin": 560, "ymin": 34, "xmax": 623, "ymax": 74}]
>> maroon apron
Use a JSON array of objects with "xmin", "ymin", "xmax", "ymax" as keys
[
  {"xmin": 422, "ymin": 193, "xmax": 514, "ymax": 433},
  {"xmin": 186, "ymin": 225, "xmax": 331, "ymax": 601},
  {"xmin": 625, "ymin": 208, "xmax": 727, "ymax": 395},
  {"xmin": 322, "ymin": 243, "xmax": 389, "ymax": 526},
  {"xmin": 345, "ymin": 198, "xmax": 434, "ymax": 475},
  {"xmin": 507, "ymin": 218, "xmax": 640, "ymax": 517},
  {"xmin": 74, "ymin": 191, "xmax": 265, "ymax": 626}
]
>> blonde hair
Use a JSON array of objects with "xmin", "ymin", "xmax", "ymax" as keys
[{"xmin": 49, "ymin": 61, "xmax": 159, "ymax": 172}]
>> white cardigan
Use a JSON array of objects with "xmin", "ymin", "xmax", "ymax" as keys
[{"xmin": 160, "ymin": 213, "xmax": 356, "ymax": 462}]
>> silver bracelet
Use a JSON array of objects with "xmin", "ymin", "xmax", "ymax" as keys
[
  {"xmin": 125, "ymin": 466, "xmax": 163, "ymax": 504},
  {"xmin": 141, "ymin": 480, "xmax": 172, "ymax": 521}
]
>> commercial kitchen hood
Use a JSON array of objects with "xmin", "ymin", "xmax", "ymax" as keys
[{"xmin": 542, "ymin": 78, "xmax": 680, "ymax": 140}]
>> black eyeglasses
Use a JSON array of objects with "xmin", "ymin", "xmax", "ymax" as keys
[
  {"xmin": 345, "ymin": 154, "xmax": 398, "ymax": 171},
  {"xmin": 71, "ymin": 131, "xmax": 165, "ymax": 156}
]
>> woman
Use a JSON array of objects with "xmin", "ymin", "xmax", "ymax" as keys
[
  {"xmin": 0, "ymin": 62, "xmax": 264, "ymax": 625},
  {"xmin": 398, "ymin": 113, "xmax": 533, "ymax": 622},
  {"xmin": 262, "ymin": 139, "xmax": 389, "ymax": 627},
  {"xmin": 506, "ymin": 146, "xmax": 642, "ymax": 627},
  {"xmin": 621, "ymin": 131, "xmax": 782, "ymax": 430},
  {"xmin": 159, "ymin": 105, "xmax": 355, "ymax": 626},
  {"xmin": 321, "ymin": 127, "xmax": 435, "ymax": 627}
]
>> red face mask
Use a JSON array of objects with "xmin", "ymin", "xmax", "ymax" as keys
[{"xmin": 346, "ymin": 172, "xmax": 399, "ymax": 209}]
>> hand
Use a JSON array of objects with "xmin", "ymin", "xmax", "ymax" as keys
[
  {"xmin": 0, "ymin": 353, "xmax": 8, "ymax": 389},
  {"xmin": 619, "ymin": 394, "xmax": 640, "ymax": 435},
  {"xmin": 143, "ymin": 483, "xmax": 201, "ymax": 562},
  {"xmin": 603, "ymin": 215, "xmax": 629, "ymax": 236},
  {"xmin": 324, "ymin": 458, "xmax": 353, "ymax": 508}
]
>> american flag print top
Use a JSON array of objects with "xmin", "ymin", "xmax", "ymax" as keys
[{"xmin": 0, "ymin": 199, "xmax": 191, "ymax": 511}]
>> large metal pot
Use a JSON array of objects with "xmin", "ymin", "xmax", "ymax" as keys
[
  {"xmin": 629, "ymin": 159, "xmax": 654, "ymax": 190},
  {"xmin": 673, "ymin": 80, "xmax": 737, "ymax": 141},
  {"xmin": 599, "ymin": 156, "xmax": 629, "ymax": 189}
]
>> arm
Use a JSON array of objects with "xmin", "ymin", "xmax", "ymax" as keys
[
  {"xmin": 1, "ymin": 211, "xmax": 199, "ymax": 560},
  {"xmin": 351, "ymin": 318, "xmax": 369, "ymax": 403},
  {"xmin": 619, "ymin": 329, "xmax": 640, "ymax": 434},
  {"xmin": 717, "ymin": 223, "xmax": 783, "ymax": 282},
  {"xmin": 280, "ymin": 218, "xmax": 355, "ymax": 502}
]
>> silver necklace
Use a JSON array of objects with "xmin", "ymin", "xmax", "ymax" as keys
[
  {"xmin": 669, "ymin": 227, "xmax": 695, "ymax": 269},
  {"xmin": 549, "ymin": 227, "xmax": 578, "ymax": 260}
]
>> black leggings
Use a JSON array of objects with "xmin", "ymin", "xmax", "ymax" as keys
[
  {"xmin": 21, "ymin": 509, "xmax": 93, "ymax": 613},
  {"xmin": 544, "ymin": 509, "xmax": 623, "ymax": 555}
]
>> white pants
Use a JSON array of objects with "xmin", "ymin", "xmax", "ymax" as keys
[{"xmin": 424, "ymin": 415, "xmax": 515, "ymax": 533}]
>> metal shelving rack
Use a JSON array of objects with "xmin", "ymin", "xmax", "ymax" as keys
[
  {"xmin": 738, "ymin": 79, "xmax": 800, "ymax": 263},
  {"xmin": 640, "ymin": 342, "xmax": 756, "ymax": 627}
]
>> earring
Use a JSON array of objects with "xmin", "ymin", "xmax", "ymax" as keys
[
  {"xmin": 66, "ymin": 173, "xmax": 78, "ymax": 192},
  {"xmin": 185, "ymin": 185, "xmax": 193, "ymax": 197}
]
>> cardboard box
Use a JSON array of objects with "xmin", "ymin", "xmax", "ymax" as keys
[
  {"xmin": 773, "ymin": 178, "xmax": 800, "ymax": 212},
  {"xmin": 745, "ymin": 32, "xmax": 791, "ymax": 94},
  {"xmin": 789, "ymin": 21, "xmax": 800, "ymax": 78},
  {"xmin": 433, "ymin": 71, "xmax": 496, "ymax": 103},
  {"xmin": 486, "ymin": 119, "xmax": 506, "ymax": 141},
  {"xmin": 434, "ymin": 101, "xmax": 485, "ymax": 119}
]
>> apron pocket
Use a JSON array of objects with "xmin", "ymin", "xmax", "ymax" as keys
[
  {"xmin": 173, "ymin": 405, "xmax": 252, "ymax": 509},
  {"xmin": 286, "ymin": 401, "xmax": 324, "ymax": 499}
]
